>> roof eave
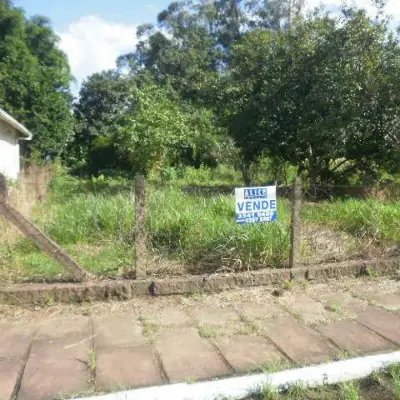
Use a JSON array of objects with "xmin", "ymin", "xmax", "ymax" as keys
[{"xmin": 0, "ymin": 108, "xmax": 33, "ymax": 141}]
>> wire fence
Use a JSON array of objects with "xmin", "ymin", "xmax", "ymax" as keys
[{"xmin": 182, "ymin": 183, "xmax": 400, "ymax": 201}]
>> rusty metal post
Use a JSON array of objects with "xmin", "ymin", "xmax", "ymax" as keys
[
  {"xmin": 135, "ymin": 175, "xmax": 147, "ymax": 279},
  {"xmin": 289, "ymin": 176, "xmax": 302, "ymax": 268}
]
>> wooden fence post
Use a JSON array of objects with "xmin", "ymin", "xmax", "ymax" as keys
[
  {"xmin": 135, "ymin": 175, "xmax": 147, "ymax": 279},
  {"xmin": 0, "ymin": 173, "xmax": 89, "ymax": 281},
  {"xmin": 0, "ymin": 173, "xmax": 8, "ymax": 201},
  {"xmin": 289, "ymin": 176, "xmax": 302, "ymax": 268}
]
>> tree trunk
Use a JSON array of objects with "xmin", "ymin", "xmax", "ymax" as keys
[{"xmin": 240, "ymin": 163, "xmax": 252, "ymax": 186}]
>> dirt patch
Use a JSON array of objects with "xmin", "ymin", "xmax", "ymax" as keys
[{"xmin": 302, "ymin": 223, "xmax": 382, "ymax": 265}]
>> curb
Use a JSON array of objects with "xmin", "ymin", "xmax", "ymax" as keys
[
  {"xmin": 74, "ymin": 351, "xmax": 400, "ymax": 400},
  {"xmin": 1, "ymin": 256, "xmax": 399, "ymax": 305}
]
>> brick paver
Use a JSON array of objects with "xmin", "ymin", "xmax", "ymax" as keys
[
  {"xmin": 0, "ymin": 359, "xmax": 23, "ymax": 400},
  {"xmin": 2, "ymin": 279, "xmax": 400, "ymax": 399},
  {"xmin": 190, "ymin": 305, "xmax": 240, "ymax": 326},
  {"xmin": 155, "ymin": 328, "xmax": 231, "ymax": 382},
  {"xmin": 18, "ymin": 339, "xmax": 90, "ymax": 400},
  {"xmin": 278, "ymin": 294, "xmax": 331, "ymax": 324},
  {"xmin": 214, "ymin": 335, "xmax": 287, "ymax": 372},
  {"xmin": 316, "ymin": 292, "xmax": 368, "ymax": 316},
  {"xmin": 92, "ymin": 315, "xmax": 146, "ymax": 348},
  {"xmin": 0, "ymin": 323, "xmax": 34, "ymax": 359},
  {"xmin": 262, "ymin": 317, "xmax": 338, "ymax": 364},
  {"xmin": 96, "ymin": 346, "xmax": 163, "ymax": 391},
  {"xmin": 139, "ymin": 307, "xmax": 191, "ymax": 327},
  {"xmin": 358, "ymin": 306, "xmax": 400, "ymax": 345},
  {"xmin": 368, "ymin": 292, "xmax": 400, "ymax": 311},
  {"xmin": 236, "ymin": 301, "xmax": 287, "ymax": 320},
  {"xmin": 316, "ymin": 319, "xmax": 394, "ymax": 355}
]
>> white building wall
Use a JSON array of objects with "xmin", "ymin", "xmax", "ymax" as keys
[{"xmin": 0, "ymin": 121, "xmax": 20, "ymax": 180}]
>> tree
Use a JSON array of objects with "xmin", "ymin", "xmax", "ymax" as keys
[
  {"xmin": 246, "ymin": 0, "xmax": 306, "ymax": 30},
  {"xmin": 68, "ymin": 70, "xmax": 134, "ymax": 175},
  {"xmin": 116, "ymin": 83, "xmax": 218, "ymax": 177},
  {"xmin": 224, "ymin": 7, "xmax": 400, "ymax": 184},
  {"xmin": 0, "ymin": 2, "xmax": 73, "ymax": 160}
]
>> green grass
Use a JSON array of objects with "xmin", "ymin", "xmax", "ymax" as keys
[
  {"xmin": 5, "ymin": 177, "xmax": 290, "ymax": 281},
  {"xmin": 303, "ymin": 199, "xmax": 400, "ymax": 243},
  {"xmin": 146, "ymin": 187, "xmax": 291, "ymax": 267},
  {"xmin": 1, "ymin": 174, "xmax": 399, "ymax": 282}
]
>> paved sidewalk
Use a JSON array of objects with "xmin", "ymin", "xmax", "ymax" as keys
[{"xmin": 1, "ymin": 277, "xmax": 400, "ymax": 400}]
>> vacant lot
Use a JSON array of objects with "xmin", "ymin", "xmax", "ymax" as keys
[{"xmin": 0, "ymin": 175, "xmax": 398, "ymax": 283}]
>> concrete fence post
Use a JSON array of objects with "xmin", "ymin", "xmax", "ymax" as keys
[
  {"xmin": 135, "ymin": 175, "xmax": 147, "ymax": 279},
  {"xmin": 289, "ymin": 176, "xmax": 302, "ymax": 268}
]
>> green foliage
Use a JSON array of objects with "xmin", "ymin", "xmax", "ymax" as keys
[
  {"xmin": 23, "ymin": 176, "xmax": 291, "ymax": 276},
  {"xmin": 0, "ymin": 2, "xmax": 73, "ymax": 159},
  {"xmin": 68, "ymin": 70, "xmax": 134, "ymax": 175},
  {"xmin": 303, "ymin": 199, "xmax": 400, "ymax": 243},
  {"xmin": 389, "ymin": 363, "xmax": 400, "ymax": 398},
  {"xmin": 224, "ymin": 7, "xmax": 400, "ymax": 183},
  {"xmin": 116, "ymin": 83, "xmax": 222, "ymax": 177},
  {"xmin": 339, "ymin": 381, "xmax": 360, "ymax": 400},
  {"xmin": 146, "ymin": 187, "xmax": 290, "ymax": 267}
]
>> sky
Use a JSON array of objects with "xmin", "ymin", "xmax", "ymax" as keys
[{"xmin": 14, "ymin": 0, "xmax": 400, "ymax": 95}]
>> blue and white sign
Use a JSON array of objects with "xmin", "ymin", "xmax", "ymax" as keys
[{"xmin": 235, "ymin": 186, "xmax": 277, "ymax": 224}]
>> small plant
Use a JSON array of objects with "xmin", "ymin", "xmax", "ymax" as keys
[
  {"xmin": 138, "ymin": 316, "xmax": 159, "ymax": 341},
  {"xmin": 185, "ymin": 377, "xmax": 198, "ymax": 384},
  {"xmin": 88, "ymin": 350, "xmax": 97, "ymax": 373},
  {"xmin": 339, "ymin": 381, "xmax": 360, "ymax": 400},
  {"xmin": 239, "ymin": 314, "xmax": 261, "ymax": 335},
  {"xmin": 325, "ymin": 300, "xmax": 343, "ymax": 315},
  {"xmin": 259, "ymin": 383, "xmax": 280, "ymax": 400},
  {"xmin": 283, "ymin": 280, "xmax": 295, "ymax": 291},
  {"xmin": 365, "ymin": 265, "xmax": 377, "ymax": 279},
  {"xmin": 197, "ymin": 324, "xmax": 219, "ymax": 339},
  {"xmin": 258, "ymin": 359, "xmax": 292, "ymax": 374},
  {"xmin": 390, "ymin": 363, "xmax": 400, "ymax": 398},
  {"xmin": 286, "ymin": 382, "xmax": 309, "ymax": 399}
]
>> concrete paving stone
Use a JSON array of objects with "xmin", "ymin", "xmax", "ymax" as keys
[
  {"xmin": 155, "ymin": 328, "xmax": 231, "ymax": 382},
  {"xmin": 316, "ymin": 319, "xmax": 394, "ymax": 355},
  {"xmin": 236, "ymin": 301, "xmax": 288, "ymax": 320},
  {"xmin": 36, "ymin": 315, "xmax": 91, "ymax": 340},
  {"xmin": 214, "ymin": 335, "xmax": 287, "ymax": 372},
  {"xmin": 18, "ymin": 339, "xmax": 90, "ymax": 400},
  {"xmin": 367, "ymin": 292, "xmax": 400, "ymax": 311},
  {"xmin": 92, "ymin": 315, "xmax": 147, "ymax": 348},
  {"xmin": 28, "ymin": 338, "xmax": 90, "ymax": 360},
  {"xmin": 278, "ymin": 294, "xmax": 331, "ymax": 324},
  {"xmin": 262, "ymin": 317, "xmax": 337, "ymax": 365},
  {"xmin": 357, "ymin": 306, "xmax": 400, "ymax": 345},
  {"xmin": 190, "ymin": 305, "xmax": 240, "ymax": 326},
  {"xmin": 0, "ymin": 359, "xmax": 24, "ymax": 400},
  {"xmin": 0, "ymin": 323, "xmax": 34, "ymax": 359},
  {"xmin": 316, "ymin": 293, "xmax": 368, "ymax": 316},
  {"xmin": 96, "ymin": 346, "xmax": 163, "ymax": 390},
  {"xmin": 140, "ymin": 307, "xmax": 191, "ymax": 327}
]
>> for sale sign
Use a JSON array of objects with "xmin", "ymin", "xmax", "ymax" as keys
[{"xmin": 235, "ymin": 186, "xmax": 277, "ymax": 224}]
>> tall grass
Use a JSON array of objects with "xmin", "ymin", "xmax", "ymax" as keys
[
  {"xmin": 37, "ymin": 193, "xmax": 135, "ymax": 244},
  {"xmin": 34, "ymin": 181, "xmax": 291, "ymax": 270},
  {"xmin": 303, "ymin": 199, "xmax": 400, "ymax": 243},
  {"xmin": 3, "ymin": 174, "xmax": 399, "ymax": 282},
  {"xmin": 147, "ymin": 188, "xmax": 291, "ymax": 268}
]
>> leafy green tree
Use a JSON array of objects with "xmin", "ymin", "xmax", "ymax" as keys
[
  {"xmin": 0, "ymin": 2, "xmax": 73, "ymax": 160},
  {"xmin": 247, "ymin": 0, "xmax": 306, "ymax": 29},
  {"xmin": 224, "ymin": 7, "xmax": 400, "ymax": 184},
  {"xmin": 116, "ymin": 83, "xmax": 220, "ymax": 177},
  {"xmin": 68, "ymin": 70, "xmax": 134, "ymax": 175}
]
